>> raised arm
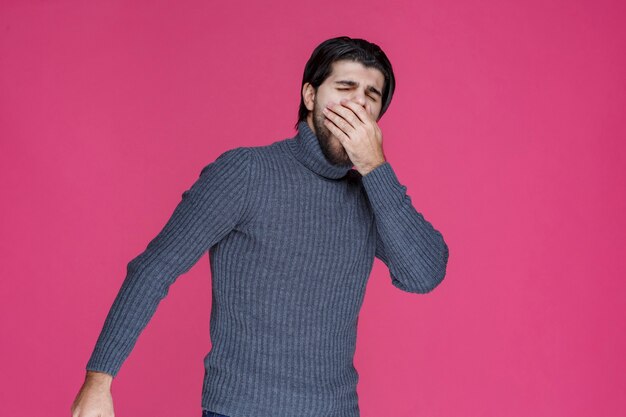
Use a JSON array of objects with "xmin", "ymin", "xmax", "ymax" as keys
[{"xmin": 361, "ymin": 161, "xmax": 449, "ymax": 294}]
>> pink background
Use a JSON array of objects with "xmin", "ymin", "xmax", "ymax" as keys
[{"xmin": 1, "ymin": 1, "xmax": 624, "ymax": 416}]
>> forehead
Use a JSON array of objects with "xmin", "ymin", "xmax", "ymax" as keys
[{"xmin": 326, "ymin": 60, "xmax": 385, "ymax": 91}]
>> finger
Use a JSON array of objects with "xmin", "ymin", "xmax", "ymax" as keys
[
  {"xmin": 323, "ymin": 106, "xmax": 353, "ymax": 137},
  {"xmin": 340, "ymin": 99, "xmax": 371, "ymax": 124},
  {"xmin": 323, "ymin": 116, "xmax": 351, "ymax": 144},
  {"xmin": 327, "ymin": 102, "xmax": 359, "ymax": 129}
]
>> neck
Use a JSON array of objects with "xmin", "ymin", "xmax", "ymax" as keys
[{"xmin": 285, "ymin": 120, "xmax": 353, "ymax": 179}]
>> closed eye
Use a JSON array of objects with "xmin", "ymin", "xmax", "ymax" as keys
[{"xmin": 336, "ymin": 88, "xmax": 378, "ymax": 102}]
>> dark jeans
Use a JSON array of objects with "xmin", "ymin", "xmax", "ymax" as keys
[{"xmin": 202, "ymin": 410, "xmax": 230, "ymax": 417}]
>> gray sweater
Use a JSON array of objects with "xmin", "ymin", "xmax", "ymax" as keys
[{"xmin": 86, "ymin": 120, "xmax": 449, "ymax": 417}]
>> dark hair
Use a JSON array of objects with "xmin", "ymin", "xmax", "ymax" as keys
[{"xmin": 295, "ymin": 36, "xmax": 396, "ymax": 130}]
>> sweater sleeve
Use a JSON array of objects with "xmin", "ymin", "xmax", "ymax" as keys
[
  {"xmin": 85, "ymin": 147, "xmax": 253, "ymax": 377},
  {"xmin": 361, "ymin": 161, "xmax": 449, "ymax": 294}
]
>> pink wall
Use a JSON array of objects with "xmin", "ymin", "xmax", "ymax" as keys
[{"xmin": 1, "ymin": 1, "xmax": 624, "ymax": 416}]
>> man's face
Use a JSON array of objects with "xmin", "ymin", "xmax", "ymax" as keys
[{"xmin": 303, "ymin": 60, "xmax": 385, "ymax": 166}]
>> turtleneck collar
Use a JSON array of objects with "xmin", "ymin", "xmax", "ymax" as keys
[{"xmin": 285, "ymin": 120, "xmax": 353, "ymax": 180}]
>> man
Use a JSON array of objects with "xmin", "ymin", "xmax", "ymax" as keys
[{"xmin": 71, "ymin": 36, "xmax": 449, "ymax": 417}]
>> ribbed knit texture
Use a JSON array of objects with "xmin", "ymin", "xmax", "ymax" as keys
[{"xmin": 86, "ymin": 120, "xmax": 449, "ymax": 417}]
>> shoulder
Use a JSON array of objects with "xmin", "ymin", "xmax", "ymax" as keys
[
  {"xmin": 199, "ymin": 146, "xmax": 257, "ymax": 178},
  {"xmin": 209, "ymin": 146, "xmax": 254, "ymax": 167},
  {"xmin": 201, "ymin": 137, "xmax": 290, "ymax": 182}
]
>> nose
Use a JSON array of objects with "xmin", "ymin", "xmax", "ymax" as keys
[{"xmin": 349, "ymin": 93, "xmax": 366, "ymax": 107}]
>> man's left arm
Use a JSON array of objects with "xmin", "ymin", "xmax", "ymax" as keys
[
  {"xmin": 361, "ymin": 161, "xmax": 449, "ymax": 293},
  {"xmin": 322, "ymin": 98, "xmax": 449, "ymax": 293}
]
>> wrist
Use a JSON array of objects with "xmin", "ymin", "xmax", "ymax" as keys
[
  {"xmin": 361, "ymin": 159, "xmax": 386, "ymax": 177},
  {"xmin": 85, "ymin": 370, "xmax": 113, "ymax": 388}
]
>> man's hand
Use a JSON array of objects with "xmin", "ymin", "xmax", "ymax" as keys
[
  {"xmin": 322, "ymin": 98, "xmax": 386, "ymax": 176},
  {"xmin": 70, "ymin": 371, "xmax": 115, "ymax": 417}
]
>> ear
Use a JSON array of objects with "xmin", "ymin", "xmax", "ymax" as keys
[{"xmin": 302, "ymin": 82, "xmax": 316, "ymax": 112}]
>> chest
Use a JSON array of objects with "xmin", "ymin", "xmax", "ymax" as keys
[{"xmin": 243, "ymin": 172, "xmax": 376, "ymax": 266}]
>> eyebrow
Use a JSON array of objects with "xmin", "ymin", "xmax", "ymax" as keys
[{"xmin": 334, "ymin": 80, "xmax": 383, "ymax": 98}]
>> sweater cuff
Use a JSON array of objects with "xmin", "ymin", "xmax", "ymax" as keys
[{"xmin": 361, "ymin": 161, "xmax": 409, "ymax": 212}]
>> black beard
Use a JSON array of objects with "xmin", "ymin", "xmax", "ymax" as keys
[{"xmin": 312, "ymin": 104, "xmax": 353, "ymax": 166}]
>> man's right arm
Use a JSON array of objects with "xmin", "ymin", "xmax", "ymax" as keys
[
  {"xmin": 85, "ymin": 370, "xmax": 113, "ymax": 386},
  {"xmin": 71, "ymin": 371, "xmax": 114, "ymax": 417},
  {"xmin": 84, "ymin": 147, "xmax": 254, "ymax": 377}
]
